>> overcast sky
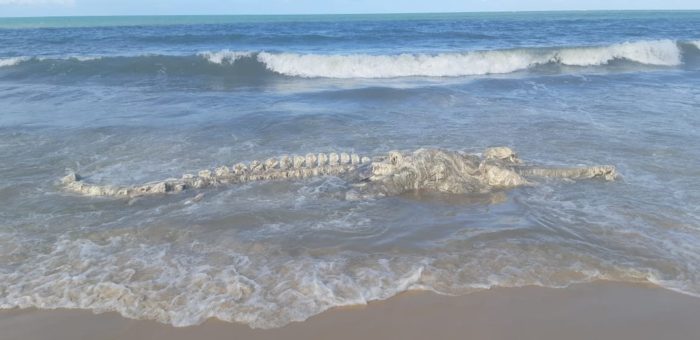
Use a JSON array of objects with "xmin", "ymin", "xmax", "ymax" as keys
[{"xmin": 1, "ymin": 0, "xmax": 698, "ymax": 17}]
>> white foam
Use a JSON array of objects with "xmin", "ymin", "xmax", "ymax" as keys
[
  {"xmin": 1, "ymin": 40, "xmax": 683, "ymax": 75},
  {"xmin": 255, "ymin": 40, "xmax": 681, "ymax": 78},
  {"xmin": 0, "ymin": 56, "xmax": 29, "ymax": 68},
  {"xmin": 0, "ymin": 55, "xmax": 103, "ymax": 68},
  {"xmin": 198, "ymin": 50, "xmax": 252, "ymax": 64},
  {"xmin": 257, "ymin": 50, "xmax": 549, "ymax": 78},
  {"xmin": 34, "ymin": 55, "xmax": 103, "ymax": 62},
  {"xmin": 691, "ymin": 40, "xmax": 700, "ymax": 49},
  {"xmin": 554, "ymin": 40, "xmax": 681, "ymax": 67},
  {"xmin": 70, "ymin": 55, "xmax": 102, "ymax": 62},
  {"xmin": 2, "ymin": 227, "xmax": 699, "ymax": 329},
  {"xmin": 0, "ymin": 234, "xmax": 430, "ymax": 329}
]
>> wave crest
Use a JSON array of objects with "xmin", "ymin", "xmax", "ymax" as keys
[
  {"xmin": 0, "ymin": 56, "xmax": 30, "ymax": 67},
  {"xmin": 255, "ymin": 40, "xmax": 682, "ymax": 78},
  {"xmin": 1, "ymin": 40, "xmax": 694, "ymax": 79},
  {"xmin": 553, "ymin": 40, "xmax": 681, "ymax": 66},
  {"xmin": 198, "ymin": 49, "xmax": 252, "ymax": 64}
]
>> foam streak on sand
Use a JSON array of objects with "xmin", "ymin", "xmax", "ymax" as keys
[
  {"xmin": 0, "ymin": 232, "xmax": 658, "ymax": 329},
  {"xmin": 4, "ymin": 282, "xmax": 700, "ymax": 340}
]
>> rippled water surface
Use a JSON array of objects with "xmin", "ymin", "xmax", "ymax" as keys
[{"xmin": 1, "ymin": 11, "xmax": 700, "ymax": 328}]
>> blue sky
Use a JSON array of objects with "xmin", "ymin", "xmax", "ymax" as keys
[{"xmin": 1, "ymin": 0, "xmax": 698, "ymax": 17}]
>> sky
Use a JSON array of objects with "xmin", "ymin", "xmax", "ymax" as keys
[{"xmin": 0, "ymin": 0, "xmax": 698, "ymax": 17}]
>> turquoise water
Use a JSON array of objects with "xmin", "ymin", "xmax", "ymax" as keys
[
  {"xmin": 1, "ymin": 11, "xmax": 699, "ymax": 28},
  {"xmin": 1, "ymin": 11, "xmax": 699, "ymax": 329}
]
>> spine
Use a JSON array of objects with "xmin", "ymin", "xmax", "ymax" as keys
[{"xmin": 61, "ymin": 152, "xmax": 370, "ymax": 198}]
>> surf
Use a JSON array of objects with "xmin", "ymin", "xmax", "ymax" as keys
[{"xmin": 1, "ymin": 40, "xmax": 698, "ymax": 80}]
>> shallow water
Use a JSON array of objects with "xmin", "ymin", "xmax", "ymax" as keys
[{"xmin": 1, "ymin": 11, "xmax": 700, "ymax": 328}]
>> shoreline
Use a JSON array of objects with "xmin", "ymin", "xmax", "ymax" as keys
[{"xmin": 3, "ymin": 281, "xmax": 700, "ymax": 340}]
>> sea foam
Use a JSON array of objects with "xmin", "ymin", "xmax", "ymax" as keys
[
  {"xmin": 198, "ymin": 50, "xmax": 253, "ymax": 64},
  {"xmin": 0, "ymin": 40, "xmax": 688, "ymax": 77},
  {"xmin": 0, "ymin": 56, "xmax": 29, "ymax": 68},
  {"xmin": 3, "ymin": 229, "xmax": 693, "ymax": 329},
  {"xmin": 0, "ymin": 55, "xmax": 102, "ymax": 68},
  {"xmin": 202, "ymin": 40, "xmax": 683, "ymax": 78},
  {"xmin": 553, "ymin": 40, "xmax": 681, "ymax": 66}
]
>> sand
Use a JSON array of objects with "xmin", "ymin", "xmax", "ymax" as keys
[{"xmin": 2, "ymin": 281, "xmax": 700, "ymax": 340}]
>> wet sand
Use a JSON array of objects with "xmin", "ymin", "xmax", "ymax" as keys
[{"xmin": 2, "ymin": 281, "xmax": 700, "ymax": 340}]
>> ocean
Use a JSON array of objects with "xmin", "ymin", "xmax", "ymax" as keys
[{"xmin": 0, "ymin": 11, "xmax": 699, "ymax": 328}]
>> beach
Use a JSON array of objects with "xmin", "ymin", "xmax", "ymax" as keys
[
  {"xmin": 1, "ymin": 11, "xmax": 700, "ymax": 337},
  {"xmin": 3, "ymin": 281, "xmax": 700, "ymax": 340}
]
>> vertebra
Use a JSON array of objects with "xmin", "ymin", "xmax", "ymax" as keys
[{"xmin": 60, "ymin": 147, "xmax": 616, "ymax": 199}]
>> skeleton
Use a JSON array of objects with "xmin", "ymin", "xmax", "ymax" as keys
[{"xmin": 60, "ymin": 147, "xmax": 617, "ymax": 199}]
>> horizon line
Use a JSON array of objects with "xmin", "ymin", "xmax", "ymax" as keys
[{"xmin": 2, "ymin": 9, "xmax": 700, "ymax": 19}]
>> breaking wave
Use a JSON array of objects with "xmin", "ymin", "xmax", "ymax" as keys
[
  {"xmin": 0, "ymin": 56, "xmax": 30, "ymax": 67},
  {"xmin": 196, "ymin": 50, "xmax": 253, "ymax": 64},
  {"xmin": 253, "ymin": 40, "xmax": 684, "ymax": 78},
  {"xmin": 0, "ymin": 40, "xmax": 697, "ymax": 80}
]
